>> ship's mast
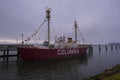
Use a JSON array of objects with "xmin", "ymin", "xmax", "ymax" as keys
[
  {"xmin": 74, "ymin": 20, "xmax": 78, "ymax": 43},
  {"xmin": 46, "ymin": 8, "xmax": 51, "ymax": 48}
]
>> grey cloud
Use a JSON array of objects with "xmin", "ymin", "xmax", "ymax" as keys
[{"xmin": 0, "ymin": 0, "xmax": 120, "ymax": 44}]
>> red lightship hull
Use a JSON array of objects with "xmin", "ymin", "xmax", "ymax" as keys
[{"xmin": 18, "ymin": 47, "xmax": 87, "ymax": 61}]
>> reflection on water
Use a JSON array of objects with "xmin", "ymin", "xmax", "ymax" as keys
[
  {"xmin": 0, "ymin": 45, "xmax": 120, "ymax": 80},
  {"xmin": 17, "ymin": 51, "xmax": 92, "ymax": 80}
]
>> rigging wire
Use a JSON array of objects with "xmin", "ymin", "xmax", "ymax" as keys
[
  {"xmin": 33, "ymin": 18, "xmax": 47, "ymax": 44},
  {"xmin": 78, "ymin": 28, "xmax": 85, "ymax": 44},
  {"xmin": 38, "ymin": 22, "xmax": 47, "ymax": 41},
  {"xmin": 24, "ymin": 18, "xmax": 47, "ymax": 43}
]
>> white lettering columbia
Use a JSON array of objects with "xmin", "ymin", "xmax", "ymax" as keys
[{"xmin": 57, "ymin": 49, "xmax": 79, "ymax": 56}]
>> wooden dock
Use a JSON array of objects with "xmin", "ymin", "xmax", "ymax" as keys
[
  {"xmin": 0, "ymin": 44, "xmax": 33, "ymax": 62},
  {"xmin": 0, "ymin": 45, "xmax": 19, "ymax": 62}
]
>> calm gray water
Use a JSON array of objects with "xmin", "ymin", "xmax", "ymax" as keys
[{"xmin": 0, "ymin": 45, "xmax": 120, "ymax": 80}]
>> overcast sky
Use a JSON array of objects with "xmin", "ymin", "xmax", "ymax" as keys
[{"xmin": 0, "ymin": 0, "xmax": 120, "ymax": 44}]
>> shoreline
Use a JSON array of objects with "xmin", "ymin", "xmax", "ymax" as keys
[{"xmin": 86, "ymin": 64, "xmax": 120, "ymax": 80}]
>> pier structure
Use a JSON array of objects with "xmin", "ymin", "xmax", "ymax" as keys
[{"xmin": 0, "ymin": 44, "xmax": 32, "ymax": 62}]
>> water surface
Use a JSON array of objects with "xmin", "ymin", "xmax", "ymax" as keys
[{"xmin": 0, "ymin": 45, "xmax": 120, "ymax": 80}]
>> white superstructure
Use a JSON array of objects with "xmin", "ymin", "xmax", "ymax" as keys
[{"xmin": 54, "ymin": 36, "xmax": 78, "ymax": 49}]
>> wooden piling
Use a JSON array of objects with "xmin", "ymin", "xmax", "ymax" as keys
[
  {"xmin": 99, "ymin": 44, "xmax": 101, "ymax": 52},
  {"xmin": 17, "ymin": 49, "xmax": 20, "ymax": 61},
  {"xmin": 6, "ymin": 48, "xmax": 9, "ymax": 62},
  {"xmin": 111, "ymin": 45, "xmax": 113, "ymax": 51},
  {"xmin": 105, "ymin": 45, "xmax": 108, "ymax": 51},
  {"xmin": 3, "ymin": 50, "xmax": 6, "ymax": 61},
  {"xmin": 3, "ymin": 50, "xmax": 5, "ymax": 57},
  {"xmin": 116, "ymin": 45, "xmax": 117, "ymax": 50}
]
